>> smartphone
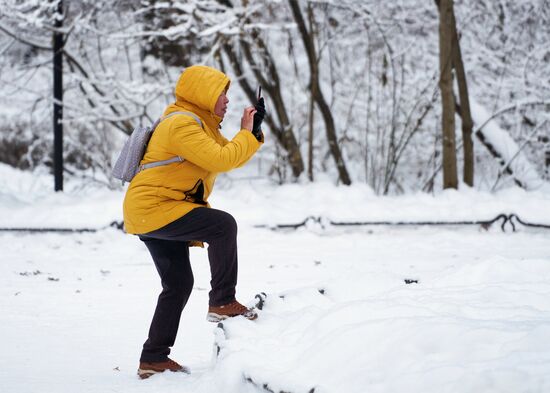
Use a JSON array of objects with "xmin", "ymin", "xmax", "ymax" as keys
[{"xmin": 257, "ymin": 86, "xmax": 262, "ymax": 102}]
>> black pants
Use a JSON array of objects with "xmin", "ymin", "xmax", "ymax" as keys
[{"xmin": 138, "ymin": 207, "xmax": 239, "ymax": 362}]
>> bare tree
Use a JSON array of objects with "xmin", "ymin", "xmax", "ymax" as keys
[
  {"xmin": 435, "ymin": 0, "xmax": 474, "ymax": 187},
  {"xmin": 213, "ymin": 0, "xmax": 305, "ymax": 180},
  {"xmin": 438, "ymin": 0, "xmax": 458, "ymax": 189},
  {"xmin": 306, "ymin": 2, "xmax": 316, "ymax": 182},
  {"xmin": 288, "ymin": 0, "xmax": 351, "ymax": 185},
  {"xmin": 452, "ymin": 19, "xmax": 474, "ymax": 187}
]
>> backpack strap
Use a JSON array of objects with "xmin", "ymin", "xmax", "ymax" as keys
[
  {"xmin": 140, "ymin": 156, "xmax": 183, "ymax": 171},
  {"xmin": 159, "ymin": 111, "xmax": 203, "ymax": 129},
  {"xmin": 139, "ymin": 111, "xmax": 203, "ymax": 172}
]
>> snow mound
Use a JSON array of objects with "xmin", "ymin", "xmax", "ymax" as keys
[{"xmin": 214, "ymin": 258, "xmax": 550, "ymax": 393}]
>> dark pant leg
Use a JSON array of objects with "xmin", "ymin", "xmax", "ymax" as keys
[
  {"xmin": 139, "ymin": 238, "xmax": 193, "ymax": 362},
  {"xmin": 205, "ymin": 211, "xmax": 238, "ymax": 306},
  {"xmin": 142, "ymin": 207, "xmax": 239, "ymax": 307}
]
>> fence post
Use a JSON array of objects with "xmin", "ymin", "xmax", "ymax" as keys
[{"xmin": 53, "ymin": 0, "xmax": 64, "ymax": 191}]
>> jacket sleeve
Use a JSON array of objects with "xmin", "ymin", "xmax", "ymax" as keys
[{"xmin": 169, "ymin": 118, "xmax": 262, "ymax": 173}]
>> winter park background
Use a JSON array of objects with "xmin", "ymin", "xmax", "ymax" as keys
[{"xmin": 1, "ymin": 1, "xmax": 550, "ymax": 393}]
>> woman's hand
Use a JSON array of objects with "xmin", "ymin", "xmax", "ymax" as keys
[{"xmin": 240, "ymin": 106, "xmax": 257, "ymax": 132}]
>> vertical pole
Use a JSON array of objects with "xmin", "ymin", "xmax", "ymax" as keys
[{"xmin": 53, "ymin": 0, "xmax": 63, "ymax": 191}]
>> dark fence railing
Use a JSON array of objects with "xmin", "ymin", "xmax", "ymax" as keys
[
  {"xmin": 254, "ymin": 214, "xmax": 550, "ymax": 232},
  {"xmin": 0, "ymin": 214, "xmax": 548, "ymax": 234}
]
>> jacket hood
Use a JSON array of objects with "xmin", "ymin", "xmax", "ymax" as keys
[{"xmin": 174, "ymin": 65, "xmax": 230, "ymax": 119}]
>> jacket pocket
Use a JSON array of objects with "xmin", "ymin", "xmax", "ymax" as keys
[{"xmin": 183, "ymin": 179, "xmax": 207, "ymax": 205}]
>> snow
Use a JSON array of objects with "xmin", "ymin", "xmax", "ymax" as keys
[{"xmin": 1, "ymin": 163, "xmax": 550, "ymax": 393}]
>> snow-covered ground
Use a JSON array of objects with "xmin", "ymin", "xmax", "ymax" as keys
[{"xmin": 1, "ymin": 164, "xmax": 550, "ymax": 393}]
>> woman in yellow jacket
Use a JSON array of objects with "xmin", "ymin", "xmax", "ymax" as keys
[{"xmin": 124, "ymin": 65, "xmax": 265, "ymax": 379}]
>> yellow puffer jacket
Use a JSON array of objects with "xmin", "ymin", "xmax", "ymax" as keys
[{"xmin": 123, "ymin": 65, "xmax": 262, "ymax": 235}]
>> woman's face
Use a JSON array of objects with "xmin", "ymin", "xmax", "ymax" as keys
[{"xmin": 214, "ymin": 91, "xmax": 229, "ymax": 118}]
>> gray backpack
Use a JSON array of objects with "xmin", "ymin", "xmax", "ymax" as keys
[{"xmin": 112, "ymin": 111, "xmax": 203, "ymax": 184}]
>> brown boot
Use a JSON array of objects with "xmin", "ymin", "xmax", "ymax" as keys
[
  {"xmin": 207, "ymin": 300, "xmax": 258, "ymax": 322},
  {"xmin": 137, "ymin": 358, "xmax": 190, "ymax": 379}
]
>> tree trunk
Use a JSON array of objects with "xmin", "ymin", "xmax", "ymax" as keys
[
  {"xmin": 308, "ymin": 86, "xmax": 315, "ymax": 182},
  {"xmin": 288, "ymin": 0, "xmax": 351, "ymax": 185},
  {"xmin": 307, "ymin": 2, "xmax": 315, "ymax": 182},
  {"xmin": 435, "ymin": 0, "xmax": 474, "ymax": 186},
  {"xmin": 451, "ymin": 11, "xmax": 474, "ymax": 186},
  {"xmin": 438, "ymin": 0, "xmax": 458, "ymax": 189}
]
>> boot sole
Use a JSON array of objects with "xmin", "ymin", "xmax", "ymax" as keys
[
  {"xmin": 138, "ymin": 369, "xmax": 158, "ymax": 379},
  {"xmin": 206, "ymin": 312, "xmax": 257, "ymax": 322},
  {"xmin": 206, "ymin": 312, "xmax": 228, "ymax": 323},
  {"xmin": 137, "ymin": 367, "xmax": 191, "ymax": 379}
]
